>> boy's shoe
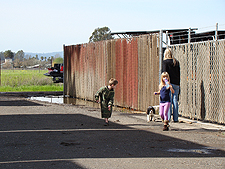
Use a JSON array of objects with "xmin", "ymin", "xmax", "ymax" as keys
[{"xmin": 104, "ymin": 122, "xmax": 109, "ymax": 126}]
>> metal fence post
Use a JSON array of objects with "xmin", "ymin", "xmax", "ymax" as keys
[
  {"xmin": 188, "ymin": 27, "xmax": 191, "ymax": 43},
  {"xmin": 63, "ymin": 44, "xmax": 65, "ymax": 97},
  {"xmin": 166, "ymin": 31, "xmax": 168, "ymax": 48},
  {"xmin": 215, "ymin": 23, "xmax": 218, "ymax": 41},
  {"xmin": 0, "ymin": 58, "xmax": 2, "ymax": 86},
  {"xmin": 159, "ymin": 30, "xmax": 163, "ymax": 83}
]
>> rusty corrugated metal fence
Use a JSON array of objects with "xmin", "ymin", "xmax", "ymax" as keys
[
  {"xmin": 0, "ymin": 58, "xmax": 2, "ymax": 86},
  {"xmin": 64, "ymin": 34, "xmax": 160, "ymax": 111}
]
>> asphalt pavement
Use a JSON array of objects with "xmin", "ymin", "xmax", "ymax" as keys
[{"xmin": 0, "ymin": 93, "xmax": 224, "ymax": 169}]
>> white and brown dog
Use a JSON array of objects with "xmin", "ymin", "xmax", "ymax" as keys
[{"xmin": 146, "ymin": 106, "xmax": 156, "ymax": 122}]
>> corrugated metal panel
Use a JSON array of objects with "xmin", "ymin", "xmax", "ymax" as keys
[{"xmin": 64, "ymin": 34, "xmax": 160, "ymax": 111}]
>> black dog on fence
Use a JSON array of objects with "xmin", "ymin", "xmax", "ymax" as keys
[{"xmin": 146, "ymin": 106, "xmax": 156, "ymax": 122}]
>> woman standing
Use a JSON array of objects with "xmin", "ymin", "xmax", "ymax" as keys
[{"xmin": 162, "ymin": 48, "xmax": 180, "ymax": 122}]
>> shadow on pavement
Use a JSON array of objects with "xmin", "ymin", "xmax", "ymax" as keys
[
  {"xmin": 0, "ymin": 100, "xmax": 43, "ymax": 106},
  {"xmin": 0, "ymin": 112, "xmax": 225, "ymax": 168}
]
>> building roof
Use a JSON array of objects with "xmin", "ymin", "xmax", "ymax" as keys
[
  {"xmin": 111, "ymin": 28, "xmax": 225, "ymax": 44},
  {"xmin": 111, "ymin": 28, "xmax": 198, "ymax": 37}
]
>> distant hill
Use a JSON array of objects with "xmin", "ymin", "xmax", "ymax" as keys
[{"xmin": 25, "ymin": 52, "xmax": 63, "ymax": 59}]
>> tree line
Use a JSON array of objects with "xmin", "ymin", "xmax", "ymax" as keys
[
  {"xmin": 0, "ymin": 26, "xmax": 112, "ymax": 69},
  {"xmin": 0, "ymin": 50, "xmax": 63, "ymax": 69}
]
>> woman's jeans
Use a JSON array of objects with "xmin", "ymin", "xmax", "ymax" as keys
[{"xmin": 168, "ymin": 84, "xmax": 180, "ymax": 122}]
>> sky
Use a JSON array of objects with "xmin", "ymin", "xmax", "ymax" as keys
[{"xmin": 0, "ymin": 0, "xmax": 224, "ymax": 53}]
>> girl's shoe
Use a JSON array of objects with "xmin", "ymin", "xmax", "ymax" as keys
[{"xmin": 163, "ymin": 125, "xmax": 168, "ymax": 131}]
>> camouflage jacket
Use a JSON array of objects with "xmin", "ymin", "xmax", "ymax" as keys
[{"xmin": 95, "ymin": 86, "xmax": 115, "ymax": 107}]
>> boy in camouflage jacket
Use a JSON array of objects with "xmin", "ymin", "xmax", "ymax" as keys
[{"xmin": 95, "ymin": 78, "xmax": 118, "ymax": 126}]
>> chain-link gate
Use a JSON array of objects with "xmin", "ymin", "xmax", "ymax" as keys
[{"xmin": 171, "ymin": 39, "xmax": 225, "ymax": 124}]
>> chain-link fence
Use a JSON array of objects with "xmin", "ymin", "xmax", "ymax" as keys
[{"xmin": 171, "ymin": 39, "xmax": 225, "ymax": 124}]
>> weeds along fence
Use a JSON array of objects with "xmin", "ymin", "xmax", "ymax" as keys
[
  {"xmin": 64, "ymin": 34, "xmax": 160, "ymax": 111},
  {"xmin": 171, "ymin": 39, "xmax": 225, "ymax": 124}
]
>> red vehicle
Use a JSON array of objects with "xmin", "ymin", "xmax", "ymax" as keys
[{"xmin": 44, "ymin": 64, "xmax": 63, "ymax": 83}]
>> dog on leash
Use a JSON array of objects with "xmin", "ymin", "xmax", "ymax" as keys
[{"xmin": 146, "ymin": 106, "xmax": 155, "ymax": 122}]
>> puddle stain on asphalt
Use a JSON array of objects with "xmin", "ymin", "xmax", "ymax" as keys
[{"xmin": 167, "ymin": 147, "xmax": 218, "ymax": 154}]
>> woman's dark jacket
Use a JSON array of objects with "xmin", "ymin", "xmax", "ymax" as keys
[{"xmin": 162, "ymin": 59, "xmax": 180, "ymax": 86}]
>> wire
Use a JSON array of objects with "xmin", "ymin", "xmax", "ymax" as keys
[{"xmin": 198, "ymin": 25, "xmax": 216, "ymax": 30}]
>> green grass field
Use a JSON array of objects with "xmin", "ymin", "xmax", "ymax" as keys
[{"xmin": 0, "ymin": 69, "xmax": 63, "ymax": 92}]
